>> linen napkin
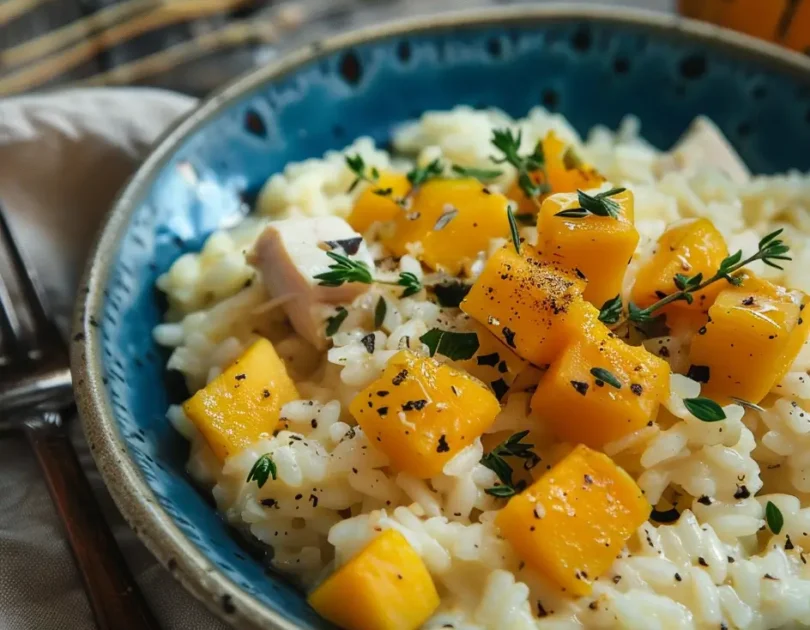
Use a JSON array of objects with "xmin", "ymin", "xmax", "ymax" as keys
[{"xmin": 0, "ymin": 88, "xmax": 230, "ymax": 630}]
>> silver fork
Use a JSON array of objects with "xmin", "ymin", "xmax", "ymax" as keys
[{"xmin": 0, "ymin": 204, "xmax": 160, "ymax": 630}]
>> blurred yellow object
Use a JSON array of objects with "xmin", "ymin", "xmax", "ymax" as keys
[{"xmin": 680, "ymin": 0, "xmax": 810, "ymax": 53}]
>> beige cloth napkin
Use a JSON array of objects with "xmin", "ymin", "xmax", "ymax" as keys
[{"xmin": 0, "ymin": 88, "xmax": 230, "ymax": 630}]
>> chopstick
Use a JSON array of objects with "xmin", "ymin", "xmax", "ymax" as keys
[
  {"xmin": 1, "ymin": 0, "xmax": 165, "ymax": 69},
  {"xmin": 80, "ymin": 20, "xmax": 278, "ymax": 87},
  {"xmin": 0, "ymin": 0, "xmax": 51, "ymax": 27},
  {"xmin": 0, "ymin": 0, "xmax": 258, "ymax": 96}
]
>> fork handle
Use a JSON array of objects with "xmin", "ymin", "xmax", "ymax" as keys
[{"xmin": 25, "ymin": 423, "xmax": 161, "ymax": 630}]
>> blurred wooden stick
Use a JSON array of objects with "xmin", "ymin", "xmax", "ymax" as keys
[
  {"xmin": 1, "ymin": 0, "xmax": 164, "ymax": 68},
  {"xmin": 80, "ymin": 20, "xmax": 279, "ymax": 87},
  {"xmin": 0, "ymin": 0, "xmax": 51, "ymax": 27},
  {"xmin": 0, "ymin": 0, "xmax": 257, "ymax": 95}
]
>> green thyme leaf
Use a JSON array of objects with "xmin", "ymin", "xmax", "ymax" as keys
[
  {"xmin": 759, "ymin": 228, "xmax": 784, "ymax": 250},
  {"xmin": 451, "ymin": 164, "xmax": 504, "ymax": 182},
  {"xmin": 719, "ymin": 250, "xmax": 743, "ymax": 274},
  {"xmin": 397, "ymin": 272, "xmax": 423, "ymax": 297},
  {"xmin": 507, "ymin": 205, "xmax": 521, "ymax": 255},
  {"xmin": 374, "ymin": 297, "xmax": 387, "ymax": 329},
  {"xmin": 729, "ymin": 397, "xmax": 765, "ymax": 413},
  {"xmin": 577, "ymin": 187, "xmax": 626, "ymax": 219},
  {"xmin": 598, "ymin": 295, "xmax": 623, "ymax": 325},
  {"xmin": 485, "ymin": 485, "xmax": 520, "ymax": 498},
  {"xmin": 590, "ymin": 367, "xmax": 622, "ymax": 389},
  {"xmin": 554, "ymin": 208, "xmax": 590, "ymax": 219},
  {"xmin": 683, "ymin": 397, "xmax": 726, "ymax": 422},
  {"xmin": 246, "ymin": 454, "xmax": 277, "ymax": 489},
  {"xmin": 419, "ymin": 329, "xmax": 479, "ymax": 360},
  {"xmin": 407, "ymin": 159, "xmax": 444, "ymax": 188},
  {"xmin": 325, "ymin": 307, "xmax": 349, "ymax": 337},
  {"xmin": 766, "ymin": 501, "xmax": 784, "ymax": 535},
  {"xmin": 433, "ymin": 281, "xmax": 471, "ymax": 308},
  {"xmin": 314, "ymin": 251, "xmax": 374, "ymax": 287}
]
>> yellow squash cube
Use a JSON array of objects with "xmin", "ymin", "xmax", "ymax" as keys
[
  {"xmin": 308, "ymin": 529, "xmax": 439, "ymax": 630},
  {"xmin": 347, "ymin": 172, "xmax": 411, "ymax": 234},
  {"xmin": 183, "ymin": 338, "xmax": 299, "ymax": 461},
  {"xmin": 507, "ymin": 131, "xmax": 605, "ymax": 214},
  {"xmin": 453, "ymin": 321, "xmax": 528, "ymax": 401},
  {"xmin": 382, "ymin": 178, "xmax": 511, "ymax": 275},
  {"xmin": 496, "ymin": 444, "xmax": 649, "ymax": 596},
  {"xmin": 538, "ymin": 190, "xmax": 639, "ymax": 307},
  {"xmin": 349, "ymin": 350, "xmax": 501, "ymax": 478},
  {"xmin": 631, "ymin": 218, "xmax": 729, "ymax": 322},
  {"xmin": 531, "ymin": 308, "xmax": 671, "ymax": 449},
  {"xmin": 460, "ymin": 245, "xmax": 588, "ymax": 366},
  {"xmin": 689, "ymin": 273, "xmax": 810, "ymax": 404}
]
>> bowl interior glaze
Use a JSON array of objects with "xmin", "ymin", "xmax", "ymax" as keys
[{"xmin": 74, "ymin": 7, "xmax": 810, "ymax": 630}]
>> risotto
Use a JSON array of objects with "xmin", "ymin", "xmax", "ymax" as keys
[{"xmin": 154, "ymin": 106, "xmax": 810, "ymax": 630}]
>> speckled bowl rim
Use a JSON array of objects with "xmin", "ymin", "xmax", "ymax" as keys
[{"xmin": 71, "ymin": 5, "xmax": 810, "ymax": 630}]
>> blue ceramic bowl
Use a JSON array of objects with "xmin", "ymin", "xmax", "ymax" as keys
[{"xmin": 73, "ymin": 6, "xmax": 810, "ymax": 630}]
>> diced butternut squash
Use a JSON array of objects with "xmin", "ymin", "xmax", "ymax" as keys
[
  {"xmin": 531, "ymin": 304, "xmax": 671, "ymax": 449},
  {"xmin": 350, "ymin": 350, "xmax": 501, "ymax": 478},
  {"xmin": 347, "ymin": 172, "xmax": 411, "ymax": 234},
  {"xmin": 538, "ymin": 190, "xmax": 639, "ymax": 307},
  {"xmin": 382, "ymin": 178, "xmax": 511, "ymax": 275},
  {"xmin": 496, "ymin": 444, "xmax": 649, "ymax": 596},
  {"xmin": 454, "ymin": 321, "xmax": 528, "ymax": 401},
  {"xmin": 508, "ymin": 132, "xmax": 605, "ymax": 214},
  {"xmin": 689, "ymin": 272, "xmax": 810, "ymax": 404},
  {"xmin": 183, "ymin": 338, "xmax": 299, "ymax": 461},
  {"xmin": 631, "ymin": 218, "xmax": 729, "ymax": 321},
  {"xmin": 460, "ymin": 245, "xmax": 588, "ymax": 366},
  {"xmin": 308, "ymin": 529, "xmax": 439, "ymax": 630}
]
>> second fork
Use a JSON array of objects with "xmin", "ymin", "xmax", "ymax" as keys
[{"xmin": 0, "ymin": 203, "xmax": 160, "ymax": 630}]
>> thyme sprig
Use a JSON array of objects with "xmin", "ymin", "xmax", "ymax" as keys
[
  {"xmin": 345, "ymin": 155, "xmax": 445, "ymax": 207},
  {"xmin": 490, "ymin": 129, "xmax": 549, "ymax": 207},
  {"xmin": 628, "ymin": 229, "xmax": 792, "ymax": 324},
  {"xmin": 314, "ymin": 251, "xmax": 423, "ymax": 296},
  {"xmin": 481, "ymin": 430, "xmax": 538, "ymax": 498},
  {"xmin": 345, "ymin": 154, "xmax": 380, "ymax": 193},
  {"xmin": 314, "ymin": 251, "xmax": 373, "ymax": 286}
]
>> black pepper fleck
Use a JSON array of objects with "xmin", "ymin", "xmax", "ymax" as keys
[{"xmin": 570, "ymin": 380, "xmax": 589, "ymax": 395}]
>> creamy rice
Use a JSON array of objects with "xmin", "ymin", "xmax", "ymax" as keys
[{"xmin": 155, "ymin": 106, "xmax": 810, "ymax": 629}]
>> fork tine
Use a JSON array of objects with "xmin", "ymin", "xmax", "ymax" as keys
[{"xmin": 0, "ymin": 203, "xmax": 59, "ymax": 359}]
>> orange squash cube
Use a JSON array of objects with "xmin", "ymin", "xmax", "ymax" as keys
[
  {"xmin": 308, "ymin": 529, "xmax": 439, "ymax": 630},
  {"xmin": 460, "ymin": 245, "xmax": 587, "ymax": 366},
  {"xmin": 689, "ymin": 273, "xmax": 810, "ymax": 404},
  {"xmin": 347, "ymin": 172, "xmax": 411, "ymax": 234},
  {"xmin": 495, "ymin": 444, "xmax": 649, "ymax": 596},
  {"xmin": 631, "ymin": 218, "xmax": 729, "ymax": 321},
  {"xmin": 538, "ymin": 190, "xmax": 639, "ymax": 307},
  {"xmin": 507, "ymin": 131, "xmax": 605, "ymax": 214},
  {"xmin": 531, "ymin": 307, "xmax": 671, "ymax": 449},
  {"xmin": 383, "ymin": 178, "xmax": 511, "ymax": 275},
  {"xmin": 183, "ymin": 338, "xmax": 300, "ymax": 461},
  {"xmin": 349, "ymin": 350, "xmax": 501, "ymax": 478}
]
